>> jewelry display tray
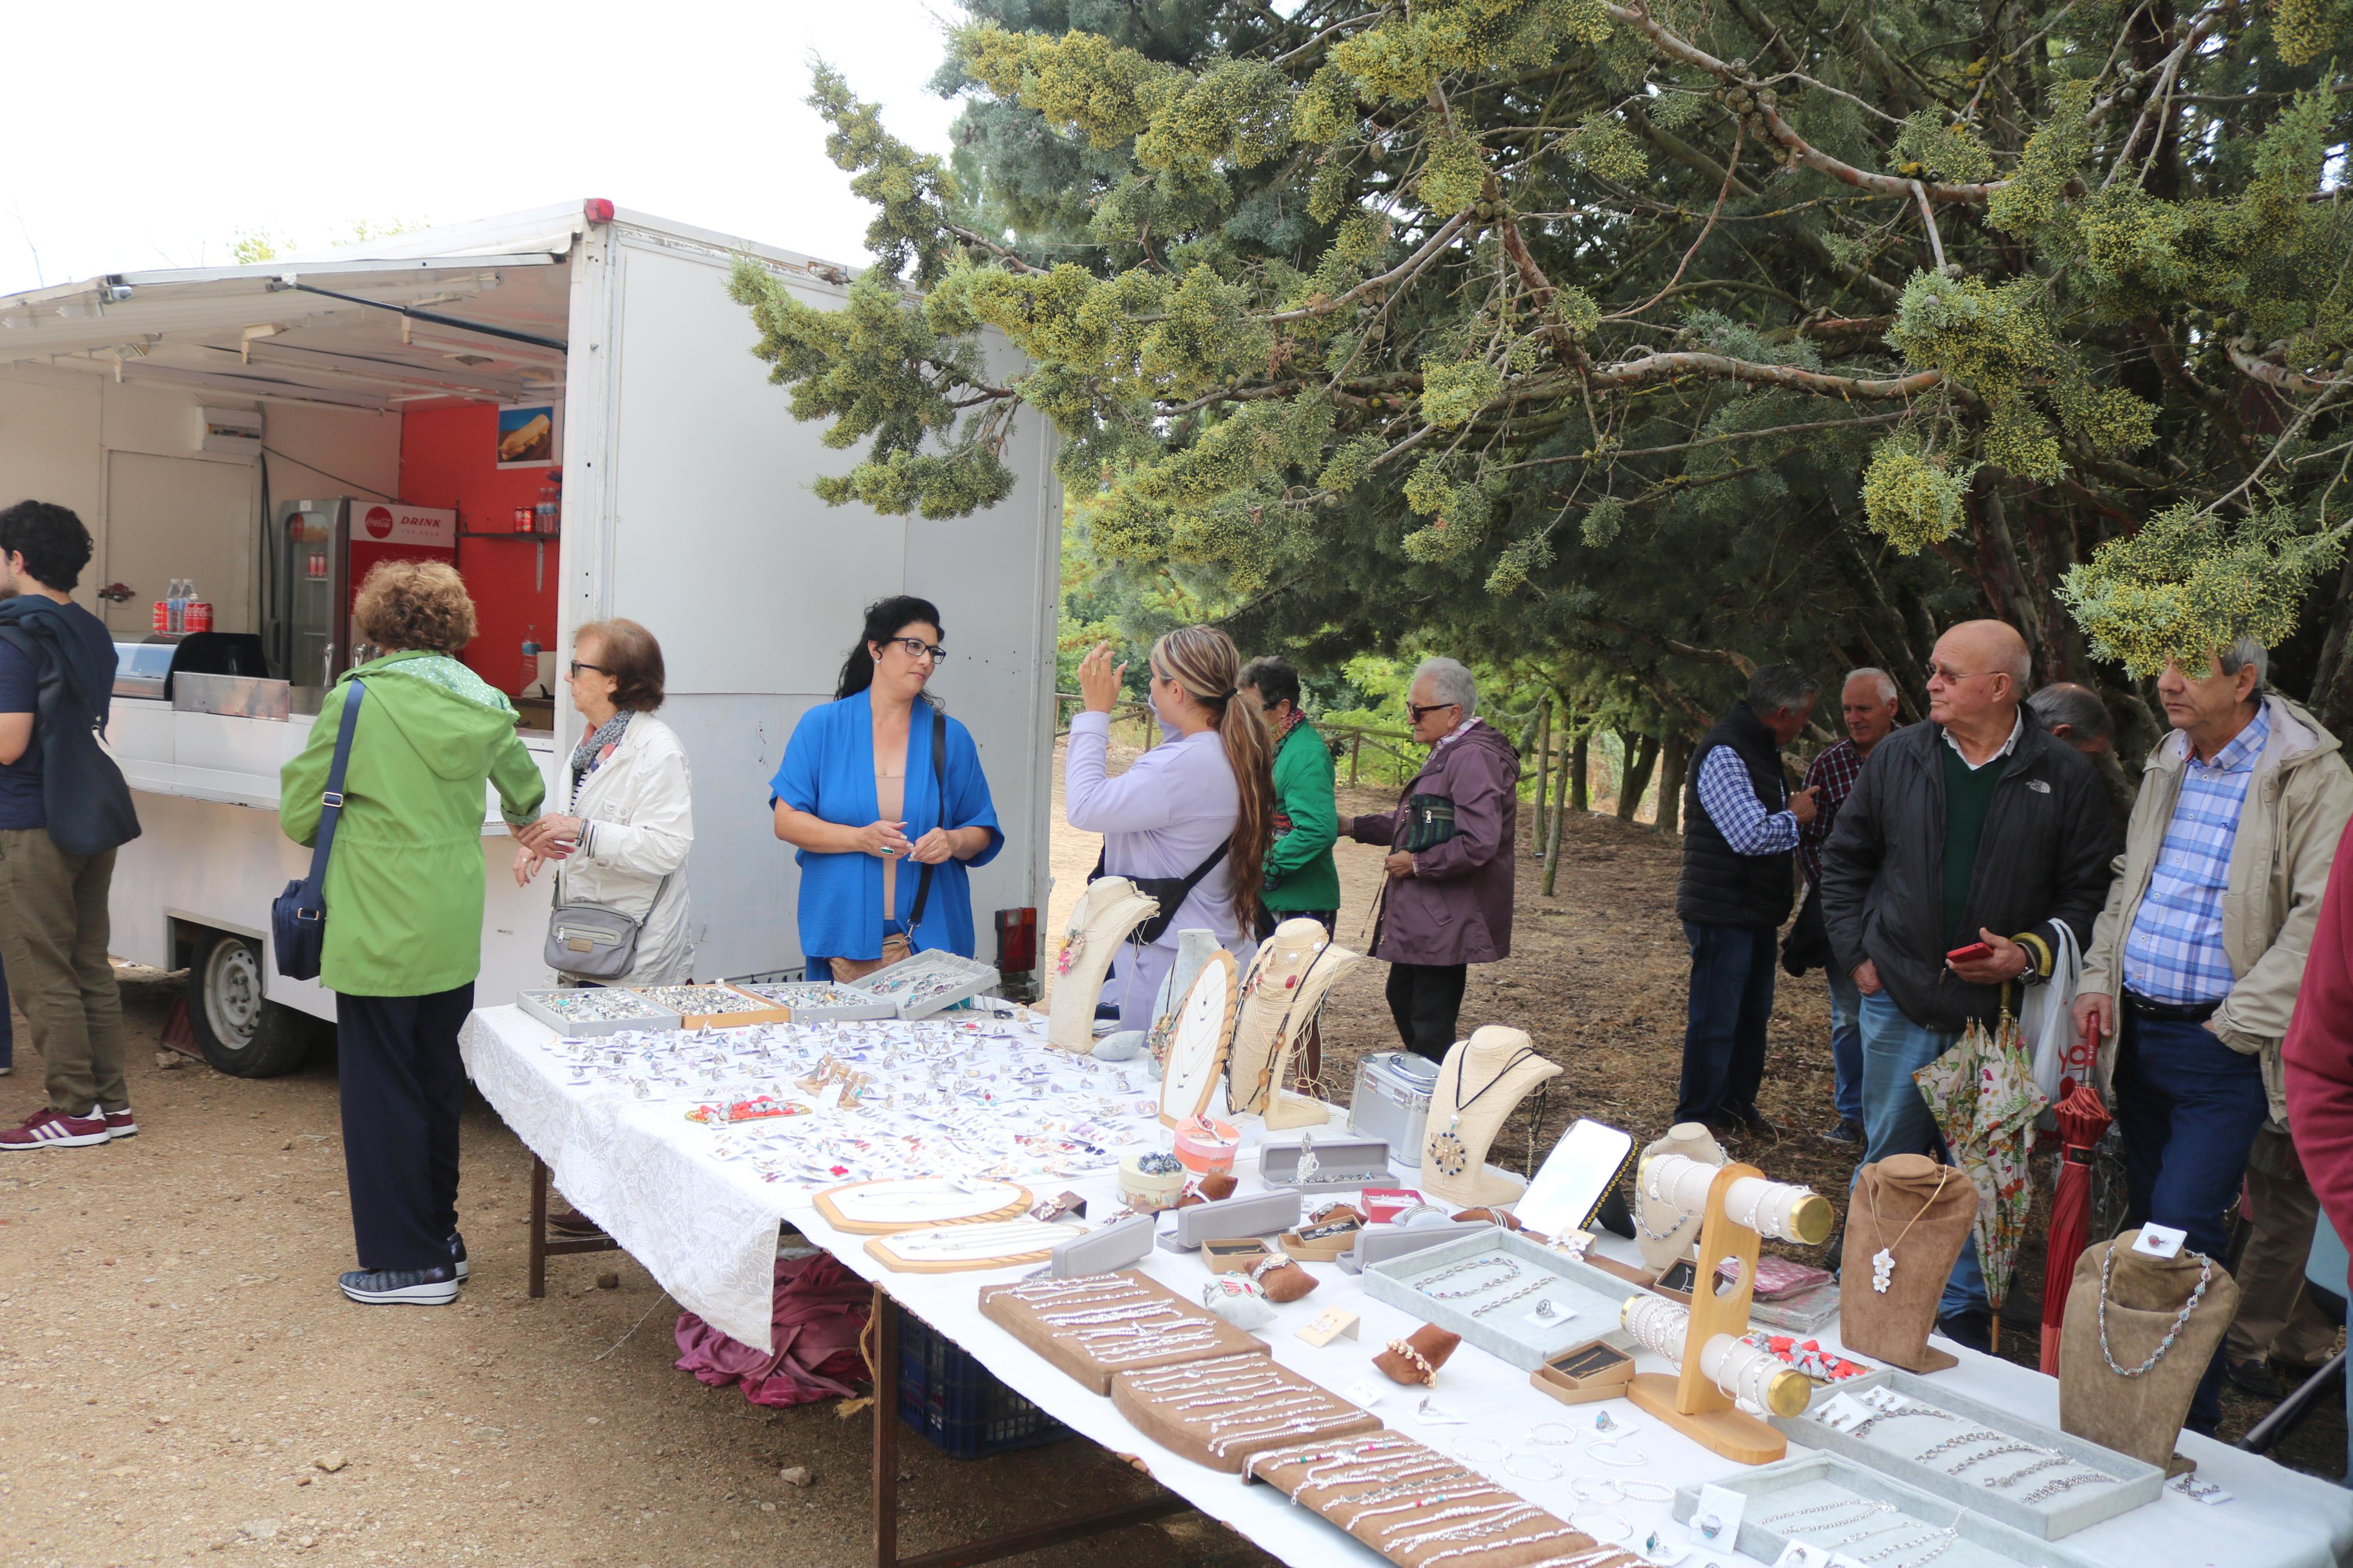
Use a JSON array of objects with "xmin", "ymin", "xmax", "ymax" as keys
[
  {"xmin": 1671, "ymin": 1453, "xmax": 2105, "ymax": 1568},
  {"xmin": 1257, "ymin": 1133, "xmax": 1389, "ymax": 1190},
  {"xmin": 1360, "ymin": 1224, "xmax": 1639, "ymax": 1371},
  {"xmin": 728, "ymin": 979, "xmax": 897, "ymax": 1022},
  {"xmin": 855, "ymin": 950, "xmax": 999, "ymax": 1019},
  {"xmin": 515, "ymin": 989, "xmax": 685, "ymax": 1037},
  {"xmin": 1769, "ymin": 1366, "xmax": 2164, "ymax": 1539}
]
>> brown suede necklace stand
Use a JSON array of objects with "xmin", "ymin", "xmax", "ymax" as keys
[
  {"xmin": 1840, "ymin": 1154, "xmax": 1978, "ymax": 1373},
  {"xmin": 2059, "ymin": 1231, "xmax": 2239, "ymax": 1475}
]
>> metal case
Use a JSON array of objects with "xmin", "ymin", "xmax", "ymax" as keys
[{"xmin": 1348, "ymin": 1050, "xmax": 1437, "ymax": 1168}]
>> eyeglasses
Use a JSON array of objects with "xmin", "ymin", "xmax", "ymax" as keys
[
  {"xmin": 1407, "ymin": 701, "xmax": 1462, "ymax": 723},
  {"xmin": 1926, "ymin": 666, "xmax": 1999, "ymax": 684},
  {"xmin": 885, "ymin": 636, "xmax": 947, "ymax": 664},
  {"xmin": 568, "ymin": 661, "xmax": 608, "ymax": 678}
]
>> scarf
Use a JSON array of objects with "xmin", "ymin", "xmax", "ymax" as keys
[{"xmin": 569, "ymin": 710, "xmax": 633, "ymax": 807}]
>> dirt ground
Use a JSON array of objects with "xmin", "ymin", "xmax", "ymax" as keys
[{"xmin": 0, "ymin": 738, "xmax": 2337, "ymax": 1567}]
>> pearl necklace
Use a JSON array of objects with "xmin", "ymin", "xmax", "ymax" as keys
[{"xmin": 2098, "ymin": 1245, "xmax": 2213, "ymax": 1378}]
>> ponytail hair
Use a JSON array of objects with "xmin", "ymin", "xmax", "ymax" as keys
[
  {"xmin": 836, "ymin": 595, "xmax": 945, "ymax": 702},
  {"xmin": 1151, "ymin": 625, "xmax": 1275, "ymax": 933}
]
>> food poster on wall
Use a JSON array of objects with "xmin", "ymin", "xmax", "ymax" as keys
[{"xmin": 495, "ymin": 402, "xmax": 561, "ymax": 468}]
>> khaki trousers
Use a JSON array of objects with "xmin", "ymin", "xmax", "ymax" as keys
[
  {"xmin": 0, "ymin": 828, "xmax": 125, "ymax": 1114},
  {"xmin": 2225, "ymin": 1121, "xmax": 2341, "ymax": 1368}
]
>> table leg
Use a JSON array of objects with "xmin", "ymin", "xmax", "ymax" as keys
[
  {"xmin": 873, "ymin": 1284, "xmax": 899, "ymax": 1568},
  {"xmin": 868, "ymin": 1283, "xmax": 1193, "ymax": 1568},
  {"xmin": 529, "ymin": 1154, "xmax": 549, "ymax": 1300}
]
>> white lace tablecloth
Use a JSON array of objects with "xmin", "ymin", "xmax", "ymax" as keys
[{"xmin": 459, "ymin": 1004, "xmax": 2353, "ymax": 1568}]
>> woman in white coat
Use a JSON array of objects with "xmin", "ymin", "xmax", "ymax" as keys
[{"xmin": 514, "ymin": 618, "xmax": 694, "ymax": 985}]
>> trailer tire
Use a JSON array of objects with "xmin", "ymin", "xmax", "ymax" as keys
[{"xmin": 186, "ymin": 932, "xmax": 320, "ymax": 1079}]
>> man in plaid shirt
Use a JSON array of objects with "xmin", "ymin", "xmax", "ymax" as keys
[
  {"xmin": 2075, "ymin": 638, "xmax": 2352, "ymax": 1434},
  {"xmin": 1797, "ymin": 670, "xmax": 1903, "ymax": 1145}
]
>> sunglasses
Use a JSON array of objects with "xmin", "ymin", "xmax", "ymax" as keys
[
  {"xmin": 1407, "ymin": 701, "xmax": 1461, "ymax": 723},
  {"xmin": 883, "ymin": 636, "xmax": 947, "ymax": 664}
]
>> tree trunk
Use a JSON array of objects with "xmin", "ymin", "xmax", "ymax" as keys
[
  {"xmin": 1570, "ymin": 731, "xmax": 1589, "ymax": 814},
  {"xmin": 1617, "ymin": 732, "xmax": 1662, "ymax": 823},
  {"xmin": 1532, "ymin": 697, "xmax": 1552, "ymax": 855},
  {"xmin": 2311, "ymin": 551, "xmax": 2353, "ymax": 739},
  {"xmin": 1541, "ymin": 741, "xmax": 1570, "ymax": 897},
  {"xmin": 1657, "ymin": 730, "xmax": 1692, "ymax": 835}
]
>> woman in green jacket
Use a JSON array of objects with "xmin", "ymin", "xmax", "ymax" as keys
[
  {"xmin": 281, "ymin": 561, "xmax": 544, "ymax": 1307},
  {"xmin": 1240, "ymin": 658, "xmax": 1341, "ymax": 934}
]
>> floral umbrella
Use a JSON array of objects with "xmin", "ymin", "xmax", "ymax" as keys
[{"xmin": 1913, "ymin": 1011, "xmax": 2050, "ymax": 1313}]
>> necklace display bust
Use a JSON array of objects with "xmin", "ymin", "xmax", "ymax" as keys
[
  {"xmin": 1418, "ymin": 1026, "xmax": 1561, "ymax": 1208},
  {"xmin": 1840, "ymin": 1154, "xmax": 1978, "ymax": 1373},
  {"xmin": 2059, "ymin": 1229, "xmax": 2239, "ymax": 1472},
  {"xmin": 1048, "ymin": 877, "xmax": 1159, "ymax": 1054},
  {"xmin": 1632, "ymin": 1122, "xmax": 1725, "ymax": 1273}
]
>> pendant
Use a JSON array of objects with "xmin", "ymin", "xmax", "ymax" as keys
[
  {"xmin": 1427, "ymin": 1121, "xmax": 1468, "ymax": 1178},
  {"xmin": 1872, "ymin": 1246, "xmax": 1896, "ymax": 1295}
]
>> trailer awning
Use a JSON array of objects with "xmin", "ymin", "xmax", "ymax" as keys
[{"xmin": 0, "ymin": 248, "xmax": 571, "ymax": 411}]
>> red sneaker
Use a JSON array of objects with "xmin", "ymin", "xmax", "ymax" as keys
[
  {"xmin": 1, "ymin": 1107, "xmax": 113, "ymax": 1150},
  {"xmin": 102, "ymin": 1108, "xmax": 138, "ymax": 1139}
]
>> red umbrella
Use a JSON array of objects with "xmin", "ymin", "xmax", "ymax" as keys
[{"xmin": 2040, "ymin": 1076, "xmax": 2113, "ymax": 1374}]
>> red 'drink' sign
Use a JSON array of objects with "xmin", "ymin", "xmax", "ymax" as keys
[{"xmin": 356, "ymin": 504, "xmax": 456, "ymax": 548}]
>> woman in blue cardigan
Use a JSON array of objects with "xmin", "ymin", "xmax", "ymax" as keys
[{"xmin": 770, "ymin": 596, "xmax": 1002, "ymax": 979}]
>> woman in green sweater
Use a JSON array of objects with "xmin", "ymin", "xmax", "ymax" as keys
[
  {"xmin": 281, "ymin": 561, "xmax": 545, "ymax": 1307},
  {"xmin": 1240, "ymin": 657, "xmax": 1341, "ymax": 931}
]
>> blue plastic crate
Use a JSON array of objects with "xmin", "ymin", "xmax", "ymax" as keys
[{"xmin": 895, "ymin": 1307, "xmax": 1072, "ymax": 1459}]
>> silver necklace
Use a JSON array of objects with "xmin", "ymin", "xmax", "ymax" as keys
[
  {"xmin": 1470, "ymin": 1278, "xmax": 1550, "ymax": 1317},
  {"xmin": 2097, "ymin": 1246, "xmax": 2213, "ymax": 1378},
  {"xmin": 1412, "ymin": 1256, "xmax": 1522, "ymax": 1299}
]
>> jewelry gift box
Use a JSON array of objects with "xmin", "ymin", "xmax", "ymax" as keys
[
  {"xmin": 1360, "ymin": 1224, "xmax": 1640, "ymax": 1371},
  {"xmin": 515, "ymin": 988, "xmax": 684, "ymax": 1037},
  {"xmin": 1259, "ymin": 1132, "xmax": 1389, "ymax": 1190},
  {"xmin": 1671, "ymin": 1452, "xmax": 2108, "ymax": 1568},
  {"xmin": 1528, "ymin": 1336, "xmax": 1635, "ymax": 1407},
  {"xmin": 1768, "ymin": 1366, "xmax": 2164, "ymax": 1539}
]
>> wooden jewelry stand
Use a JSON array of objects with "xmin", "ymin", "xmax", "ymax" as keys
[
  {"xmin": 1046, "ymin": 878, "xmax": 1159, "ymax": 1054},
  {"xmin": 1625, "ymin": 1161, "xmax": 1825, "ymax": 1464}
]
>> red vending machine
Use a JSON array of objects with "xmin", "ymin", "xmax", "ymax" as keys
[{"xmin": 265, "ymin": 499, "xmax": 459, "ymax": 694}]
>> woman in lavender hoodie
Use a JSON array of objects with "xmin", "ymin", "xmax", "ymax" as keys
[{"xmin": 1066, "ymin": 627, "xmax": 1276, "ymax": 1028}]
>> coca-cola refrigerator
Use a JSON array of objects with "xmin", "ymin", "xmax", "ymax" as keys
[{"xmin": 265, "ymin": 498, "xmax": 458, "ymax": 696}]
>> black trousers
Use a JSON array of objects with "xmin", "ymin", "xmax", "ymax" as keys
[
  {"xmin": 1386, "ymin": 962, "xmax": 1467, "ymax": 1064},
  {"xmin": 336, "ymin": 984, "xmax": 473, "ymax": 1273}
]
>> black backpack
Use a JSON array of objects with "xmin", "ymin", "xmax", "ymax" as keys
[{"xmin": 0, "ymin": 621, "xmax": 140, "ymax": 858}]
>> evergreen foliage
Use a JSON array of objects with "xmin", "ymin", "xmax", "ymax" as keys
[{"xmin": 747, "ymin": 0, "xmax": 2353, "ymax": 744}]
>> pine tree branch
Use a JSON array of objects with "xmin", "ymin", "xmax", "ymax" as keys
[
  {"xmin": 1587, "ymin": 350, "xmax": 1944, "ymax": 399},
  {"xmin": 2228, "ymin": 340, "xmax": 2351, "ymax": 394}
]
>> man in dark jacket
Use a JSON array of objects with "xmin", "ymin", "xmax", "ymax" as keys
[
  {"xmin": 1820, "ymin": 620, "xmax": 2114, "ymax": 1350},
  {"xmin": 1346, "ymin": 657, "xmax": 1518, "ymax": 1062},
  {"xmin": 1674, "ymin": 664, "xmax": 1820, "ymax": 1134},
  {"xmin": 0, "ymin": 501, "xmax": 137, "ymax": 1153}
]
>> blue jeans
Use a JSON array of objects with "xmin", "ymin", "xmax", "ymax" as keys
[
  {"xmin": 1675, "ymin": 923, "xmax": 1776, "ymax": 1125},
  {"xmin": 1827, "ymin": 970, "xmax": 1862, "ymax": 1125},
  {"xmin": 1856, "ymin": 991, "xmax": 1988, "ymax": 1318},
  {"xmin": 2114, "ymin": 1008, "xmax": 2270, "ymax": 1432}
]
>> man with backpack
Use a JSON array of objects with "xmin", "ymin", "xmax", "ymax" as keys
[{"xmin": 0, "ymin": 500, "xmax": 141, "ymax": 1151}]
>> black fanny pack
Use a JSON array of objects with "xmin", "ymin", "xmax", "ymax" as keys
[
  {"xmin": 1092, "ymin": 838, "xmax": 1231, "ymax": 945},
  {"xmin": 1402, "ymin": 792, "xmax": 1458, "ymax": 853}
]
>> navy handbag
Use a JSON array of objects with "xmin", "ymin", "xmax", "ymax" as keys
[{"xmin": 272, "ymin": 680, "xmax": 365, "ymax": 981}]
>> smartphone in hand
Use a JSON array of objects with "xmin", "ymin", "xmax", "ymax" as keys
[{"xmin": 1946, "ymin": 940, "xmax": 1993, "ymax": 964}]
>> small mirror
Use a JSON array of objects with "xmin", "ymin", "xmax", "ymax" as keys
[{"xmin": 1514, "ymin": 1118, "xmax": 1637, "ymax": 1239}]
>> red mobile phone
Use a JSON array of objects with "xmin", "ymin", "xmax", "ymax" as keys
[{"xmin": 1946, "ymin": 940, "xmax": 1993, "ymax": 963}]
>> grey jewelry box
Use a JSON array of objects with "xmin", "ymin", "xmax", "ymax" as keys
[
  {"xmin": 729, "ymin": 979, "xmax": 897, "ymax": 1022},
  {"xmin": 1048, "ymin": 1214, "xmax": 1155, "ymax": 1278},
  {"xmin": 1158, "ymin": 1190, "xmax": 1303, "ymax": 1252},
  {"xmin": 1335, "ymin": 1219, "xmax": 1493, "ymax": 1276},
  {"xmin": 1360, "ymin": 1225, "xmax": 1640, "ymax": 1370},
  {"xmin": 1769, "ymin": 1365, "xmax": 2164, "ymax": 1538},
  {"xmin": 516, "ymin": 989, "xmax": 685, "ymax": 1037},
  {"xmin": 1672, "ymin": 1452, "xmax": 2107, "ymax": 1567},
  {"xmin": 1258, "ymin": 1132, "xmax": 1390, "ymax": 1190}
]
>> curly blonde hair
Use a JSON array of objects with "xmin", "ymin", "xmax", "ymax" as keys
[{"xmin": 353, "ymin": 560, "xmax": 477, "ymax": 655}]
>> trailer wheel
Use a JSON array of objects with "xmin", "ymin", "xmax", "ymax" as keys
[{"xmin": 186, "ymin": 932, "xmax": 320, "ymax": 1078}]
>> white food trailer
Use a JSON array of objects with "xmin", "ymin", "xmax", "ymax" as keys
[{"xmin": 0, "ymin": 201, "xmax": 1061, "ymax": 1076}]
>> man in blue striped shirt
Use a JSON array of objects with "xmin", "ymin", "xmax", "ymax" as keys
[{"xmin": 2077, "ymin": 637, "xmax": 2353, "ymax": 1433}]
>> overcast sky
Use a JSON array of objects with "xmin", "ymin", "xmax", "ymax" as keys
[{"xmin": 0, "ymin": 2, "xmax": 970, "ymax": 294}]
